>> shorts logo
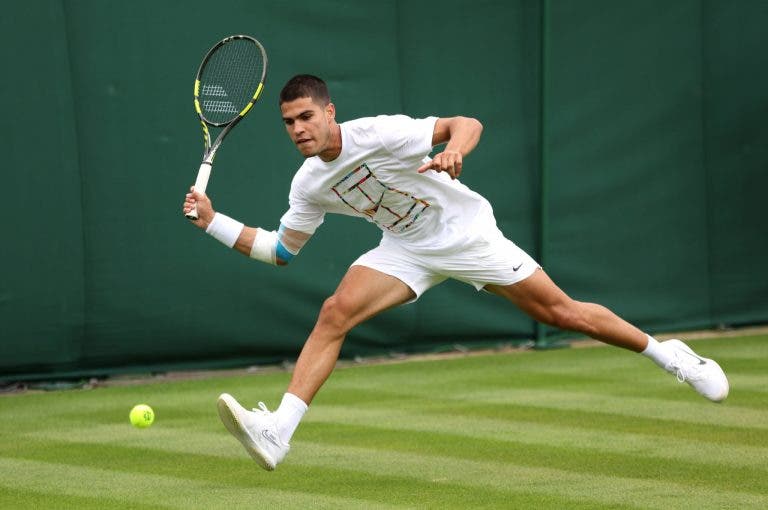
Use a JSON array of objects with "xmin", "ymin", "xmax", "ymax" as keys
[{"xmin": 331, "ymin": 163, "xmax": 430, "ymax": 233}]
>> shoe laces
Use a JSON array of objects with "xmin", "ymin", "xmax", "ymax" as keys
[
  {"xmin": 667, "ymin": 355, "xmax": 705, "ymax": 383},
  {"xmin": 667, "ymin": 360, "xmax": 688, "ymax": 383},
  {"xmin": 253, "ymin": 402, "xmax": 271, "ymax": 414}
]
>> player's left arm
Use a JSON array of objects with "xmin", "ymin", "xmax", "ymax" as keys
[{"xmin": 417, "ymin": 116, "xmax": 483, "ymax": 179}]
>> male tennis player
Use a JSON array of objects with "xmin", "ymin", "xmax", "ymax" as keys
[{"xmin": 182, "ymin": 75, "xmax": 729, "ymax": 471}]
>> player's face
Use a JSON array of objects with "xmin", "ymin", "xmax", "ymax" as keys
[{"xmin": 281, "ymin": 97, "xmax": 335, "ymax": 158}]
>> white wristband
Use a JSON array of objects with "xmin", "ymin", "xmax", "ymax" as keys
[
  {"xmin": 205, "ymin": 212, "xmax": 244, "ymax": 248},
  {"xmin": 250, "ymin": 228, "xmax": 278, "ymax": 265}
]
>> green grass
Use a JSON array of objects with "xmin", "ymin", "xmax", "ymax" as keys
[{"xmin": 1, "ymin": 334, "xmax": 766, "ymax": 509}]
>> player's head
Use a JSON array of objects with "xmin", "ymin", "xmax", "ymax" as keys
[
  {"xmin": 279, "ymin": 74, "xmax": 330, "ymax": 106},
  {"xmin": 279, "ymin": 75, "xmax": 337, "ymax": 159}
]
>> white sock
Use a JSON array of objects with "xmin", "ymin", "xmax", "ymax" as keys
[
  {"xmin": 641, "ymin": 335, "xmax": 675, "ymax": 369},
  {"xmin": 274, "ymin": 393, "xmax": 308, "ymax": 444}
]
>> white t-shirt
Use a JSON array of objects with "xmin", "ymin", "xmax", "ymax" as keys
[{"xmin": 279, "ymin": 115, "xmax": 494, "ymax": 254}]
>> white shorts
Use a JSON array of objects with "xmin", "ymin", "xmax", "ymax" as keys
[{"xmin": 352, "ymin": 226, "xmax": 540, "ymax": 301}]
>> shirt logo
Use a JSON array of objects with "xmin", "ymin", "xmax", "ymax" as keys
[{"xmin": 331, "ymin": 163, "xmax": 430, "ymax": 233}]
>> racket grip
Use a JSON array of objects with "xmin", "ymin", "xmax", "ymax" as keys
[{"xmin": 186, "ymin": 162, "xmax": 212, "ymax": 220}]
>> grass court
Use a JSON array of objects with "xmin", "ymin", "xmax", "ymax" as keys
[{"xmin": 1, "ymin": 334, "xmax": 766, "ymax": 509}]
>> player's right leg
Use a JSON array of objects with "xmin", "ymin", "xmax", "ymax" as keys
[
  {"xmin": 287, "ymin": 265, "xmax": 417, "ymax": 404},
  {"xmin": 218, "ymin": 265, "xmax": 417, "ymax": 470}
]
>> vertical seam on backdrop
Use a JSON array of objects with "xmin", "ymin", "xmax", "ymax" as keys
[
  {"xmin": 699, "ymin": 0, "xmax": 715, "ymax": 327},
  {"xmin": 393, "ymin": 0, "xmax": 406, "ymax": 114},
  {"xmin": 536, "ymin": 0, "xmax": 550, "ymax": 342},
  {"xmin": 59, "ymin": 0, "xmax": 89, "ymax": 352},
  {"xmin": 393, "ymin": 0, "xmax": 419, "ymax": 340}
]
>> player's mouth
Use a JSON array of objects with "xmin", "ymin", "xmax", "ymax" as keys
[{"xmin": 296, "ymin": 138, "xmax": 312, "ymax": 146}]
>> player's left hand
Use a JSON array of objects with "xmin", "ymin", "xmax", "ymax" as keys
[{"xmin": 417, "ymin": 150, "xmax": 463, "ymax": 179}]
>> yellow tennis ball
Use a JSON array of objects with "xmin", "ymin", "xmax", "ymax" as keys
[{"xmin": 129, "ymin": 404, "xmax": 155, "ymax": 428}]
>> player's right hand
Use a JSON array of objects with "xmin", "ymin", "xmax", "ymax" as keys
[
  {"xmin": 416, "ymin": 149, "xmax": 463, "ymax": 179},
  {"xmin": 183, "ymin": 187, "xmax": 215, "ymax": 230}
]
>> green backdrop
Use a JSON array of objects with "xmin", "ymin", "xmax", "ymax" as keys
[{"xmin": 1, "ymin": 0, "xmax": 766, "ymax": 381}]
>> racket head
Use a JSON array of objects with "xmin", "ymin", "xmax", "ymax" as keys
[{"xmin": 194, "ymin": 35, "xmax": 268, "ymax": 127}]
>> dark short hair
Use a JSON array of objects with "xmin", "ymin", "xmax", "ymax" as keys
[{"xmin": 279, "ymin": 74, "xmax": 330, "ymax": 105}]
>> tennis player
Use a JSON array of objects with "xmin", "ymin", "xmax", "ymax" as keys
[{"xmin": 182, "ymin": 75, "xmax": 729, "ymax": 471}]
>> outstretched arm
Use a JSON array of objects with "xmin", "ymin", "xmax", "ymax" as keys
[
  {"xmin": 417, "ymin": 116, "xmax": 483, "ymax": 179},
  {"xmin": 182, "ymin": 188, "xmax": 311, "ymax": 266}
]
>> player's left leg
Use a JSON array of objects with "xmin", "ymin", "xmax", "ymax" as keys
[
  {"xmin": 485, "ymin": 268, "xmax": 647, "ymax": 351},
  {"xmin": 485, "ymin": 269, "xmax": 729, "ymax": 402}
]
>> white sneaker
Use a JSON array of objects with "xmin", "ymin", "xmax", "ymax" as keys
[
  {"xmin": 217, "ymin": 393, "xmax": 290, "ymax": 470},
  {"xmin": 662, "ymin": 340, "xmax": 729, "ymax": 402}
]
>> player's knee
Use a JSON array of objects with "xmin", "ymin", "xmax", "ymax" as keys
[{"xmin": 316, "ymin": 294, "xmax": 354, "ymax": 334}]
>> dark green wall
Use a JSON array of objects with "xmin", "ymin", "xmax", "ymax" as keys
[{"xmin": 1, "ymin": 0, "xmax": 766, "ymax": 380}]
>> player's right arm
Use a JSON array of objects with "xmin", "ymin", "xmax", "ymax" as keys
[
  {"xmin": 417, "ymin": 116, "xmax": 483, "ymax": 180},
  {"xmin": 231, "ymin": 224, "xmax": 311, "ymax": 265},
  {"xmin": 183, "ymin": 188, "xmax": 311, "ymax": 266}
]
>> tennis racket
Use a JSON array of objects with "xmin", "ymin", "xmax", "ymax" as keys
[{"xmin": 186, "ymin": 34, "xmax": 268, "ymax": 220}]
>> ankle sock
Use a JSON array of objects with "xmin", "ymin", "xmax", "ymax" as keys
[
  {"xmin": 641, "ymin": 335, "xmax": 675, "ymax": 369},
  {"xmin": 275, "ymin": 392, "xmax": 308, "ymax": 443}
]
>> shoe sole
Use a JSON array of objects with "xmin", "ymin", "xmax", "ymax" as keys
[{"xmin": 217, "ymin": 393, "xmax": 276, "ymax": 470}]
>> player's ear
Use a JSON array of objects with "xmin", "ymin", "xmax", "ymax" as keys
[{"xmin": 326, "ymin": 102, "xmax": 336, "ymax": 121}]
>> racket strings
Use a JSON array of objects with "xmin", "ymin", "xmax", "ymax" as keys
[{"xmin": 199, "ymin": 39, "xmax": 264, "ymax": 124}]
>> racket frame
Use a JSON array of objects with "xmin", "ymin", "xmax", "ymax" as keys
[{"xmin": 187, "ymin": 34, "xmax": 267, "ymax": 220}]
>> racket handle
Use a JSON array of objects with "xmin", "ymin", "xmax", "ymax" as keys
[{"xmin": 186, "ymin": 162, "xmax": 212, "ymax": 220}]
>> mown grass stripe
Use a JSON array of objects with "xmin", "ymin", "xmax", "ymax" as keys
[
  {"xmin": 22, "ymin": 424, "xmax": 768, "ymax": 507},
  {"xmin": 0, "ymin": 486, "xmax": 145, "ymax": 510},
  {"xmin": 317, "ymin": 387, "xmax": 768, "ymax": 448},
  {"xmin": 0, "ymin": 457, "xmax": 402, "ymax": 510},
  {"xmin": 295, "ymin": 440, "xmax": 768, "ymax": 510},
  {"xmin": 403, "ymin": 388, "xmax": 768, "ymax": 429},
  {"xmin": 2, "ymin": 438, "xmax": 606, "ymax": 509},
  {"xmin": 725, "ymin": 373, "xmax": 768, "ymax": 391},
  {"xmin": 303, "ymin": 422, "xmax": 768, "ymax": 496},
  {"xmin": 306, "ymin": 405, "xmax": 768, "ymax": 469}
]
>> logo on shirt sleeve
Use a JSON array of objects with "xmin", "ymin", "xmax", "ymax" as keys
[{"xmin": 331, "ymin": 163, "xmax": 430, "ymax": 233}]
